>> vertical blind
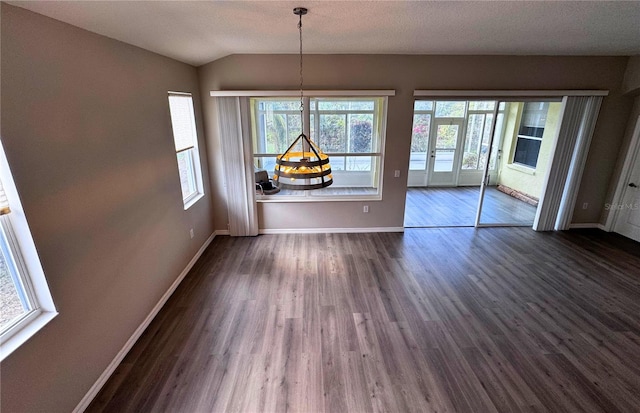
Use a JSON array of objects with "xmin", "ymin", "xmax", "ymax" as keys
[
  {"xmin": 534, "ymin": 95, "xmax": 603, "ymax": 231},
  {"xmin": 0, "ymin": 177, "xmax": 10, "ymax": 215},
  {"xmin": 216, "ymin": 97, "xmax": 259, "ymax": 236}
]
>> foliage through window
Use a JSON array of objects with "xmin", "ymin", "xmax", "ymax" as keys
[
  {"xmin": 251, "ymin": 97, "xmax": 386, "ymax": 198},
  {"xmin": 462, "ymin": 101, "xmax": 506, "ymax": 171}
]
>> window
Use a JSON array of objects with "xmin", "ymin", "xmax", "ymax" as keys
[
  {"xmin": 462, "ymin": 101, "xmax": 506, "ymax": 170},
  {"xmin": 168, "ymin": 92, "xmax": 204, "ymax": 208},
  {"xmin": 251, "ymin": 97, "xmax": 387, "ymax": 199},
  {"xmin": 1, "ymin": 140, "xmax": 57, "ymax": 360},
  {"xmin": 513, "ymin": 102, "xmax": 549, "ymax": 168},
  {"xmin": 410, "ymin": 100, "xmax": 506, "ymax": 172},
  {"xmin": 409, "ymin": 101, "xmax": 432, "ymax": 170}
]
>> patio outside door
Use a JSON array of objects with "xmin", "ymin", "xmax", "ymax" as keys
[{"xmin": 428, "ymin": 118, "xmax": 464, "ymax": 186}]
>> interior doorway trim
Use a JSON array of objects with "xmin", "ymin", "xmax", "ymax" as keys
[
  {"xmin": 604, "ymin": 115, "xmax": 640, "ymax": 231},
  {"xmin": 414, "ymin": 90, "xmax": 609, "ymax": 97}
]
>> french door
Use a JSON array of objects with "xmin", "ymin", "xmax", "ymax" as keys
[{"xmin": 427, "ymin": 118, "xmax": 464, "ymax": 186}]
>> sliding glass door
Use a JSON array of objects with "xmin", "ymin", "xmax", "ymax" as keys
[{"xmin": 476, "ymin": 100, "xmax": 561, "ymax": 226}]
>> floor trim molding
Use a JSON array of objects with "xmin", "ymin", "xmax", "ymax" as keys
[
  {"xmin": 73, "ymin": 232, "xmax": 216, "ymax": 413},
  {"xmin": 259, "ymin": 227, "xmax": 405, "ymax": 234},
  {"xmin": 569, "ymin": 223, "xmax": 607, "ymax": 230}
]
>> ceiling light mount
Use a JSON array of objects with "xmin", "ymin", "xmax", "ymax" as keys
[{"xmin": 293, "ymin": 7, "xmax": 308, "ymax": 16}]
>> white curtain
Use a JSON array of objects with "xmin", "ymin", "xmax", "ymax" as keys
[
  {"xmin": 216, "ymin": 97, "xmax": 258, "ymax": 236},
  {"xmin": 534, "ymin": 96, "xmax": 603, "ymax": 231}
]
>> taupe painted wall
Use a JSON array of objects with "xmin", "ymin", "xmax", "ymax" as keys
[
  {"xmin": 1, "ymin": 4, "xmax": 214, "ymax": 412},
  {"xmin": 622, "ymin": 56, "xmax": 640, "ymax": 95},
  {"xmin": 198, "ymin": 54, "xmax": 632, "ymax": 229}
]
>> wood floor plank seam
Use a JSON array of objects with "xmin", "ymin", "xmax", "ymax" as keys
[{"xmin": 87, "ymin": 228, "xmax": 640, "ymax": 413}]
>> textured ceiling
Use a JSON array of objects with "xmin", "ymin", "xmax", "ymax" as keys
[{"xmin": 8, "ymin": 1, "xmax": 640, "ymax": 66}]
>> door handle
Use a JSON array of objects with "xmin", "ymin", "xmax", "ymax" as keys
[{"xmin": 630, "ymin": 183, "xmax": 638, "ymax": 188}]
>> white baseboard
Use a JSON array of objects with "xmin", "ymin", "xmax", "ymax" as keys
[
  {"xmin": 569, "ymin": 223, "xmax": 606, "ymax": 230},
  {"xmin": 259, "ymin": 227, "xmax": 404, "ymax": 234},
  {"xmin": 73, "ymin": 232, "xmax": 216, "ymax": 413},
  {"xmin": 215, "ymin": 229, "xmax": 230, "ymax": 236}
]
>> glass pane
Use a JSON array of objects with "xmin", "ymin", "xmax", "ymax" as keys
[
  {"xmin": 310, "ymin": 113, "xmax": 315, "ymax": 142},
  {"xmin": 514, "ymin": 138, "xmax": 542, "ymax": 168},
  {"xmin": 414, "ymin": 100, "xmax": 434, "ymax": 111},
  {"xmin": 468, "ymin": 101, "xmax": 496, "ymax": 111},
  {"xmin": 262, "ymin": 100, "xmax": 299, "ymax": 111},
  {"xmin": 345, "ymin": 156, "xmax": 372, "ymax": 172},
  {"xmin": 477, "ymin": 114, "xmax": 494, "ymax": 170},
  {"xmin": 253, "ymin": 99, "xmax": 301, "ymax": 155},
  {"xmin": 177, "ymin": 149, "xmax": 197, "ymax": 200},
  {"xmin": 436, "ymin": 124, "xmax": 459, "ymax": 149},
  {"xmin": 328, "ymin": 155, "xmax": 345, "ymax": 171},
  {"xmin": 434, "ymin": 149, "xmax": 455, "ymax": 172},
  {"xmin": 519, "ymin": 102, "xmax": 549, "ymax": 137},
  {"xmin": 410, "ymin": 153, "xmax": 427, "ymax": 171},
  {"xmin": 462, "ymin": 114, "xmax": 484, "ymax": 170},
  {"xmin": 435, "ymin": 101, "xmax": 466, "ymax": 118},
  {"xmin": 254, "ymin": 156, "xmax": 277, "ymax": 177},
  {"xmin": 317, "ymin": 100, "xmax": 374, "ymax": 111},
  {"xmin": 319, "ymin": 114, "xmax": 346, "ymax": 153},
  {"xmin": 349, "ymin": 114, "xmax": 373, "ymax": 153},
  {"xmin": 287, "ymin": 114, "xmax": 302, "ymax": 142},
  {"xmin": 0, "ymin": 228, "xmax": 30, "ymax": 331},
  {"xmin": 410, "ymin": 114, "xmax": 431, "ymax": 170},
  {"xmin": 489, "ymin": 113, "xmax": 504, "ymax": 170},
  {"xmin": 168, "ymin": 95, "xmax": 196, "ymax": 151}
]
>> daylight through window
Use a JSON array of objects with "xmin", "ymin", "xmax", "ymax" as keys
[
  {"xmin": 0, "ymin": 141, "xmax": 57, "ymax": 360},
  {"xmin": 168, "ymin": 93, "xmax": 204, "ymax": 208},
  {"xmin": 251, "ymin": 97, "xmax": 387, "ymax": 199}
]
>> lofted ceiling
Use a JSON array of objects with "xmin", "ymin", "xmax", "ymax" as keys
[{"xmin": 7, "ymin": 1, "xmax": 640, "ymax": 67}]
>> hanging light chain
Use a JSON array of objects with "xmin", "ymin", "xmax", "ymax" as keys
[{"xmin": 298, "ymin": 12, "xmax": 304, "ymax": 137}]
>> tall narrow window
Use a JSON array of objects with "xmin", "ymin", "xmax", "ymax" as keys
[
  {"xmin": 168, "ymin": 92, "xmax": 204, "ymax": 208},
  {"xmin": 1, "ymin": 140, "xmax": 57, "ymax": 360}
]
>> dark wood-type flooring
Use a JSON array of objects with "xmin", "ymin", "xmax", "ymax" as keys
[
  {"xmin": 88, "ymin": 228, "xmax": 640, "ymax": 413},
  {"xmin": 404, "ymin": 187, "xmax": 537, "ymax": 227}
]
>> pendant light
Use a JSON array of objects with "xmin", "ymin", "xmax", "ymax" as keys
[{"xmin": 274, "ymin": 7, "xmax": 333, "ymax": 190}]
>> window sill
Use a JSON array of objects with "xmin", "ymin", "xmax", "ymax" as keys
[
  {"xmin": 257, "ymin": 194, "xmax": 382, "ymax": 203},
  {"xmin": 183, "ymin": 192, "xmax": 205, "ymax": 210},
  {"xmin": 506, "ymin": 163, "xmax": 536, "ymax": 175},
  {"xmin": 1, "ymin": 310, "xmax": 58, "ymax": 361}
]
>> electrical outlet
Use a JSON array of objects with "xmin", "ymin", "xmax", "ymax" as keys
[
  {"xmin": 363, "ymin": 205, "xmax": 369, "ymax": 213},
  {"xmin": 582, "ymin": 203, "xmax": 588, "ymax": 210},
  {"xmin": 189, "ymin": 228, "xmax": 194, "ymax": 239},
  {"xmin": 394, "ymin": 170, "xmax": 401, "ymax": 178}
]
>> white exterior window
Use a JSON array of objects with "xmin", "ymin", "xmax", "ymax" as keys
[
  {"xmin": 513, "ymin": 102, "xmax": 550, "ymax": 169},
  {"xmin": 0, "ymin": 140, "xmax": 57, "ymax": 361},
  {"xmin": 168, "ymin": 92, "xmax": 204, "ymax": 209}
]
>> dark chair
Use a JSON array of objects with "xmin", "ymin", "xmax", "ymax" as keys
[{"xmin": 255, "ymin": 169, "xmax": 280, "ymax": 195}]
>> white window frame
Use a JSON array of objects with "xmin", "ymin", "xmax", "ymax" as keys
[
  {"xmin": 250, "ymin": 96, "xmax": 388, "ymax": 202},
  {"xmin": 168, "ymin": 92, "xmax": 205, "ymax": 209},
  {"xmin": 0, "ymin": 140, "xmax": 57, "ymax": 361}
]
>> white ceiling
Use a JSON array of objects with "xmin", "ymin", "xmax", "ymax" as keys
[{"xmin": 8, "ymin": 1, "xmax": 640, "ymax": 67}]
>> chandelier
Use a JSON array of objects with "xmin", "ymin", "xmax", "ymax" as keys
[{"xmin": 274, "ymin": 7, "xmax": 333, "ymax": 190}]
